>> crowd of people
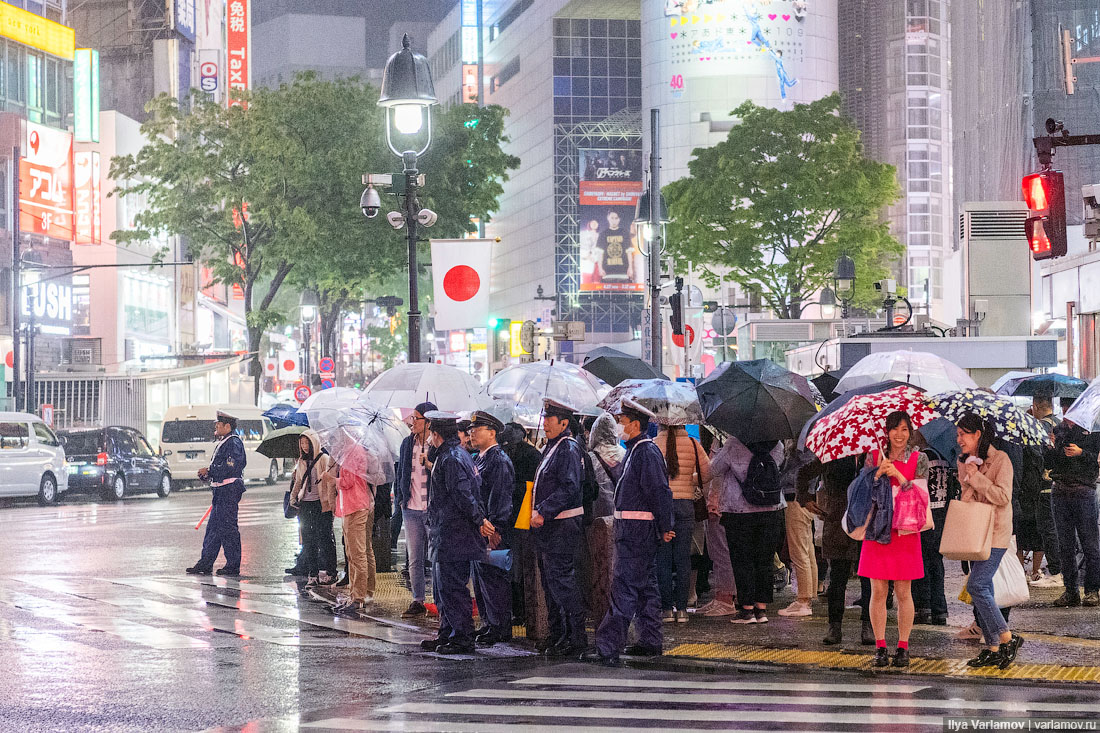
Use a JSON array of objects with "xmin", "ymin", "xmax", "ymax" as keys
[{"xmin": 188, "ymin": 388, "xmax": 1100, "ymax": 670}]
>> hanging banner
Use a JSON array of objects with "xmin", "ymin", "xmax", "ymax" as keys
[
  {"xmin": 74, "ymin": 151, "xmax": 101, "ymax": 245},
  {"xmin": 226, "ymin": 0, "xmax": 251, "ymax": 107},
  {"xmin": 431, "ymin": 238, "xmax": 494, "ymax": 331},
  {"xmin": 20, "ymin": 122, "xmax": 74, "ymax": 240}
]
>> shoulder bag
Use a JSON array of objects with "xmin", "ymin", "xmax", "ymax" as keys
[{"xmin": 938, "ymin": 498, "xmax": 994, "ymax": 561}]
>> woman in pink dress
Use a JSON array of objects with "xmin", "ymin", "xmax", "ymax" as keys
[{"xmin": 859, "ymin": 410, "xmax": 928, "ymax": 668}]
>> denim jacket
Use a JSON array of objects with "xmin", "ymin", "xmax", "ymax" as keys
[{"xmin": 844, "ymin": 466, "xmax": 894, "ymax": 545}]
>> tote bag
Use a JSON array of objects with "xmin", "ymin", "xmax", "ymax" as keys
[{"xmin": 939, "ymin": 499, "xmax": 994, "ymax": 561}]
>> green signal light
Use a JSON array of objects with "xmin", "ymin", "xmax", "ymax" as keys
[
  {"xmin": 487, "ymin": 317, "xmax": 499, "ymax": 328},
  {"xmin": 464, "ymin": 118, "xmax": 480, "ymax": 129}
]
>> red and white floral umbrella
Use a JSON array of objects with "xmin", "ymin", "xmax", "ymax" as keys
[{"xmin": 804, "ymin": 385, "xmax": 936, "ymax": 463}]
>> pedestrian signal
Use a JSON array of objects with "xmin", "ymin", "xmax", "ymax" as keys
[{"xmin": 1022, "ymin": 171, "xmax": 1066, "ymax": 260}]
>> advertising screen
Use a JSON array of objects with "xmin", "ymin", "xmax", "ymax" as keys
[{"xmin": 578, "ymin": 148, "xmax": 645, "ymax": 292}]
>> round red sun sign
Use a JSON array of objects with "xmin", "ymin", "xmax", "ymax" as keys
[
  {"xmin": 671, "ymin": 325, "xmax": 696, "ymax": 348},
  {"xmin": 443, "ymin": 265, "xmax": 480, "ymax": 302}
]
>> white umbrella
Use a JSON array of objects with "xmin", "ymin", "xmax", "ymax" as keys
[
  {"xmin": 309, "ymin": 398, "xmax": 408, "ymax": 484},
  {"xmin": 483, "ymin": 360, "xmax": 609, "ymax": 427},
  {"xmin": 1065, "ymin": 375, "xmax": 1100, "ymax": 432},
  {"xmin": 597, "ymin": 378, "xmax": 703, "ymax": 426},
  {"xmin": 834, "ymin": 350, "xmax": 977, "ymax": 397},
  {"xmin": 362, "ymin": 362, "xmax": 487, "ymax": 412},
  {"xmin": 300, "ymin": 386, "xmax": 361, "ymax": 427}
]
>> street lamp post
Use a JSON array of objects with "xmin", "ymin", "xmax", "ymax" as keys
[
  {"xmin": 300, "ymin": 290, "xmax": 319, "ymax": 385},
  {"xmin": 833, "ymin": 254, "xmax": 856, "ymax": 320},
  {"xmin": 378, "ymin": 34, "xmax": 437, "ymax": 364}
]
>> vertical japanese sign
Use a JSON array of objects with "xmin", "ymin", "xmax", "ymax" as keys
[
  {"xmin": 20, "ymin": 122, "xmax": 74, "ymax": 240},
  {"xmin": 226, "ymin": 0, "xmax": 250, "ymax": 107},
  {"xmin": 73, "ymin": 49, "xmax": 100, "ymax": 143},
  {"xmin": 172, "ymin": 0, "xmax": 197, "ymax": 42},
  {"xmin": 74, "ymin": 152, "xmax": 101, "ymax": 245}
]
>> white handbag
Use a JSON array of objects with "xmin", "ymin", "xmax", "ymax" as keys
[{"xmin": 992, "ymin": 537, "xmax": 1031, "ymax": 608}]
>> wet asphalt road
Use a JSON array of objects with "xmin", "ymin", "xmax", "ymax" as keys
[{"xmin": 3, "ymin": 485, "xmax": 1100, "ymax": 732}]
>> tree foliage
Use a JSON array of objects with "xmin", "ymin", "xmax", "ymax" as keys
[{"xmin": 663, "ymin": 93, "xmax": 904, "ymax": 319}]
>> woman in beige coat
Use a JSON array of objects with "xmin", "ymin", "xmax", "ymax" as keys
[
  {"xmin": 288, "ymin": 430, "xmax": 338, "ymax": 585},
  {"xmin": 657, "ymin": 425, "xmax": 711, "ymax": 622}
]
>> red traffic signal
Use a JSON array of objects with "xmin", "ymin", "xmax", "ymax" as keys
[{"xmin": 1022, "ymin": 170, "xmax": 1066, "ymax": 261}]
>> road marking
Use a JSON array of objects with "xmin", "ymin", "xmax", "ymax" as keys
[
  {"xmin": 511, "ymin": 676, "xmax": 931, "ymax": 694},
  {"xmin": 377, "ymin": 702, "xmax": 945, "ymax": 726},
  {"xmin": 300, "ymin": 719, "xmax": 822, "ymax": 733}
]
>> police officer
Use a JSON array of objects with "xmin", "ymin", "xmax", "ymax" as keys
[
  {"xmin": 468, "ymin": 410, "xmax": 516, "ymax": 647},
  {"xmin": 187, "ymin": 411, "xmax": 247, "ymax": 576},
  {"xmin": 418, "ymin": 411, "xmax": 496, "ymax": 655},
  {"xmin": 531, "ymin": 398, "xmax": 587, "ymax": 657},
  {"xmin": 585, "ymin": 399, "xmax": 674, "ymax": 666}
]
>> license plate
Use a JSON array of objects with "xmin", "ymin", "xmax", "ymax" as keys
[
  {"xmin": 68, "ymin": 465, "xmax": 79, "ymax": 475},
  {"xmin": 184, "ymin": 452, "xmax": 202, "ymax": 460}
]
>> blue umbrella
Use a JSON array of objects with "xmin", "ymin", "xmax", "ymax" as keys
[
  {"xmin": 998, "ymin": 373, "xmax": 1088, "ymax": 399},
  {"xmin": 263, "ymin": 404, "xmax": 309, "ymax": 428},
  {"xmin": 917, "ymin": 417, "xmax": 959, "ymax": 463},
  {"xmin": 796, "ymin": 380, "xmax": 911, "ymax": 451}
]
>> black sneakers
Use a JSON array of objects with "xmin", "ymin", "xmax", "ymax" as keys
[
  {"xmin": 871, "ymin": 647, "xmax": 890, "ymax": 668},
  {"xmin": 185, "ymin": 565, "xmax": 212, "ymax": 575},
  {"xmin": 402, "ymin": 601, "xmax": 427, "ymax": 618},
  {"xmin": 891, "ymin": 648, "xmax": 910, "ymax": 667}
]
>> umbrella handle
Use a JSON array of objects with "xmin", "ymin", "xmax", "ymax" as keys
[{"xmin": 195, "ymin": 505, "xmax": 213, "ymax": 530}]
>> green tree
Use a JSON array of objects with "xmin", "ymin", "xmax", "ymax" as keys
[{"xmin": 663, "ymin": 93, "xmax": 904, "ymax": 319}]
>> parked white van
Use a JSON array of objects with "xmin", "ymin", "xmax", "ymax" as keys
[
  {"xmin": 160, "ymin": 405, "xmax": 278, "ymax": 490},
  {"xmin": 0, "ymin": 412, "xmax": 69, "ymax": 505}
]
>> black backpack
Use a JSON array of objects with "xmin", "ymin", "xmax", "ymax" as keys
[{"xmin": 742, "ymin": 447, "xmax": 781, "ymax": 506}]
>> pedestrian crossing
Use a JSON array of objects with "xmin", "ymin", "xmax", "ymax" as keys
[
  {"xmin": 296, "ymin": 672, "xmax": 1100, "ymax": 732},
  {"xmin": 0, "ymin": 495, "xmax": 286, "ymax": 531}
]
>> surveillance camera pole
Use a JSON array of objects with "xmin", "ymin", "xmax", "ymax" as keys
[{"xmin": 403, "ymin": 151, "xmax": 422, "ymax": 363}]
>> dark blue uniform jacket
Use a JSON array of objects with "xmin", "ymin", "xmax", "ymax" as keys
[
  {"xmin": 475, "ymin": 445, "xmax": 515, "ymax": 546},
  {"xmin": 614, "ymin": 435, "xmax": 673, "ymax": 557},
  {"xmin": 532, "ymin": 430, "xmax": 584, "ymax": 553},
  {"xmin": 427, "ymin": 437, "xmax": 487, "ymax": 563},
  {"xmin": 209, "ymin": 434, "xmax": 247, "ymax": 488}
]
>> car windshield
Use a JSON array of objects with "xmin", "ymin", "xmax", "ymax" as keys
[
  {"xmin": 60, "ymin": 431, "xmax": 104, "ymax": 456},
  {"xmin": 161, "ymin": 420, "xmax": 214, "ymax": 444}
]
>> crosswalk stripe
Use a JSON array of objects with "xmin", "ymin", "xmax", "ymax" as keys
[
  {"xmin": 511, "ymin": 676, "xmax": 931, "ymax": 694},
  {"xmin": 300, "ymin": 719, "xmax": 823, "ymax": 733},
  {"xmin": 377, "ymin": 702, "xmax": 945, "ymax": 726},
  {"xmin": 450, "ymin": 688, "xmax": 1100, "ymax": 714}
]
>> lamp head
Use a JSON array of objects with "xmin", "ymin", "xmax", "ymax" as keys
[{"xmin": 833, "ymin": 254, "xmax": 856, "ymax": 297}]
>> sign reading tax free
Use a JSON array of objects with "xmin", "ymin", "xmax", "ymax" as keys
[{"xmin": 226, "ymin": 0, "xmax": 251, "ymax": 107}]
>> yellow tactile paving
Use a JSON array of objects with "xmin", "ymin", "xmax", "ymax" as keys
[{"xmin": 666, "ymin": 642, "xmax": 1100, "ymax": 683}]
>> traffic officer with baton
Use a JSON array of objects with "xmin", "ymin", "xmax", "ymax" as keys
[
  {"xmin": 418, "ymin": 411, "xmax": 496, "ymax": 655},
  {"xmin": 585, "ymin": 398, "xmax": 674, "ymax": 667},
  {"xmin": 531, "ymin": 398, "xmax": 588, "ymax": 658},
  {"xmin": 468, "ymin": 410, "xmax": 517, "ymax": 647},
  {"xmin": 187, "ymin": 411, "xmax": 247, "ymax": 577}
]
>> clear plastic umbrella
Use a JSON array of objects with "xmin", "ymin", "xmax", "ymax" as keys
[
  {"xmin": 597, "ymin": 378, "xmax": 703, "ymax": 426},
  {"xmin": 483, "ymin": 360, "xmax": 609, "ymax": 428},
  {"xmin": 834, "ymin": 350, "xmax": 977, "ymax": 397},
  {"xmin": 362, "ymin": 362, "xmax": 488, "ymax": 412},
  {"xmin": 309, "ymin": 398, "xmax": 408, "ymax": 485},
  {"xmin": 300, "ymin": 386, "xmax": 361, "ymax": 427},
  {"xmin": 1065, "ymin": 375, "xmax": 1100, "ymax": 432}
]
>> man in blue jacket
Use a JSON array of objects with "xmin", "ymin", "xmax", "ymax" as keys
[
  {"xmin": 531, "ymin": 398, "xmax": 587, "ymax": 657},
  {"xmin": 419, "ymin": 411, "xmax": 496, "ymax": 654},
  {"xmin": 585, "ymin": 399, "xmax": 674, "ymax": 666},
  {"xmin": 392, "ymin": 401, "xmax": 436, "ymax": 617},
  {"xmin": 187, "ymin": 411, "xmax": 247, "ymax": 576},
  {"xmin": 468, "ymin": 410, "xmax": 516, "ymax": 646}
]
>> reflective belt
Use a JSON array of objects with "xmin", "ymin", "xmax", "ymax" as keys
[
  {"xmin": 614, "ymin": 510, "xmax": 654, "ymax": 521},
  {"xmin": 554, "ymin": 507, "xmax": 584, "ymax": 520},
  {"xmin": 212, "ymin": 477, "xmax": 240, "ymax": 487}
]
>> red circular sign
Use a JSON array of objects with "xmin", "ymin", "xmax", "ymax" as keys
[
  {"xmin": 283, "ymin": 359, "xmax": 296, "ymax": 372},
  {"xmin": 671, "ymin": 325, "xmax": 696, "ymax": 348},
  {"xmin": 294, "ymin": 385, "xmax": 312, "ymax": 403},
  {"xmin": 266, "ymin": 361, "xmax": 276, "ymax": 372},
  {"xmin": 4, "ymin": 351, "xmax": 12, "ymax": 369},
  {"xmin": 443, "ymin": 265, "xmax": 480, "ymax": 302},
  {"xmin": 320, "ymin": 378, "xmax": 335, "ymax": 390},
  {"xmin": 319, "ymin": 357, "xmax": 335, "ymax": 373}
]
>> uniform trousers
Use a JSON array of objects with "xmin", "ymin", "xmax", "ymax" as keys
[
  {"xmin": 596, "ymin": 538, "xmax": 662, "ymax": 658},
  {"xmin": 538, "ymin": 550, "xmax": 587, "ymax": 648},
  {"xmin": 199, "ymin": 483, "xmax": 244, "ymax": 571},
  {"xmin": 433, "ymin": 559, "xmax": 475, "ymax": 648},
  {"xmin": 473, "ymin": 558, "xmax": 513, "ymax": 637}
]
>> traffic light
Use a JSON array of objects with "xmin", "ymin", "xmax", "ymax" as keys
[
  {"xmin": 1022, "ymin": 170, "xmax": 1067, "ymax": 260},
  {"xmin": 702, "ymin": 300, "xmax": 718, "ymax": 313},
  {"xmin": 669, "ymin": 292, "xmax": 683, "ymax": 335}
]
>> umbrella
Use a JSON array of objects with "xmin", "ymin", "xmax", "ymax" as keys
[
  {"xmin": 363, "ymin": 362, "xmax": 487, "ymax": 412},
  {"xmin": 309, "ymin": 399, "xmax": 408, "ymax": 484},
  {"xmin": 483, "ymin": 360, "xmax": 609, "ymax": 428},
  {"xmin": 263, "ymin": 403, "xmax": 308, "ymax": 428},
  {"xmin": 916, "ymin": 417, "xmax": 959, "ymax": 463},
  {"xmin": 990, "ymin": 371, "xmax": 1037, "ymax": 394},
  {"xmin": 811, "ymin": 369, "xmax": 848, "ymax": 403},
  {"xmin": 804, "ymin": 385, "xmax": 934, "ymax": 463},
  {"xmin": 835, "ymin": 350, "xmax": 977, "ymax": 396},
  {"xmin": 300, "ymin": 387, "xmax": 362, "ymax": 429},
  {"xmin": 582, "ymin": 346, "xmax": 668, "ymax": 387},
  {"xmin": 926, "ymin": 389, "xmax": 1051, "ymax": 447},
  {"xmin": 597, "ymin": 378, "xmax": 702, "ymax": 426},
  {"xmin": 696, "ymin": 359, "xmax": 818, "ymax": 444},
  {"xmin": 1064, "ymin": 375, "xmax": 1100, "ymax": 431},
  {"xmin": 257, "ymin": 425, "xmax": 308, "ymax": 459},
  {"xmin": 998, "ymin": 373, "xmax": 1088, "ymax": 399},
  {"xmin": 796, "ymin": 380, "xmax": 911, "ymax": 451}
]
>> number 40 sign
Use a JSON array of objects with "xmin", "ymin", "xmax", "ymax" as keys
[{"xmin": 669, "ymin": 74, "xmax": 685, "ymax": 96}]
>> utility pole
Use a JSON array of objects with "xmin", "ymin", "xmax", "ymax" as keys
[
  {"xmin": 25, "ymin": 289, "xmax": 36, "ymax": 414},
  {"xmin": 403, "ymin": 152, "xmax": 422, "ymax": 363},
  {"xmin": 647, "ymin": 108, "xmax": 663, "ymax": 373},
  {"xmin": 11, "ymin": 146, "xmax": 20, "ymax": 412}
]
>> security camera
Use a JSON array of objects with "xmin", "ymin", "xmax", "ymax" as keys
[
  {"xmin": 361, "ymin": 186, "xmax": 381, "ymax": 219},
  {"xmin": 972, "ymin": 298, "xmax": 989, "ymax": 321},
  {"xmin": 1046, "ymin": 118, "xmax": 1065, "ymax": 135},
  {"xmin": 873, "ymin": 279, "xmax": 897, "ymax": 296},
  {"xmin": 386, "ymin": 211, "xmax": 406, "ymax": 230},
  {"xmin": 416, "ymin": 208, "xmax": 438, "ymax": 227}
]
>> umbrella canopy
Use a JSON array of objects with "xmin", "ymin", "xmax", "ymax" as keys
[
  {"xmin": 990, "ymin": 371, "xmax": 1037, "ymax": 394},
  {"xmin": 811, "ymin": 369, "xmax": 848, "ymax": 403},
  {"xmin": 263, "ymin": 403, "xmax": 309, "ymax": 428},
  {"xmin": 796, "ymin": 380, "xmax": 911, "ymax": 451},
  {"xmin": 697, "ymin": 359, "xmax": 818, "ymax": 444},
  {"xmin": 363, "ymin": 362, "xmax": 487, "ymax": 412},
  {"xmin": 596, "ymin": 378, "xmax": 702, "ymax": 426},
  {"xmin": 300, "ymin": 386, "xmax": 362, "ymax": 429},
  {"xmin": 483, "ymin": 360, "xmax": 609, "ymax": 428},
  {"xmin": 1064, "ymin": 375, "xmax": 1100, "ymax": 431},
  {"xmin": 916, "ymin": 417, "xmax": 959, "ymax": 463},
  {"xmin": 998, "ymin": 373, "xmax": 1089, "ymax": 399},
  {"xmin": 835, "ymin": 350, "xmax": 977, "ymax": 396},
  {"xmin": 309, "ymin": 399, "xmax": 408, "ymax": 484},
  {"xmin": 926, "ymin": 389, "xmax": 1051, "ymax": 448},
  {"xmin": 805, "ymin": 385, "xmax": 934, "ymax": 463},
  {"xmin": 582, "ymin": 346, "xmax": 668, "ymax": 387},
  {"xmin": 256, "ymin": 425, "xmax": 308, "ymax": 459}
]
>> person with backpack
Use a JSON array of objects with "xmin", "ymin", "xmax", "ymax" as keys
[
  {"xmin": 711, "ymin": 434, "xmax": 786, "ymax": 624},
  {"xmin": 287, "ymin": 431, "xmax": 337, "ymax": 586},
  {"xmin": 656, "ymin": 424, "xmax": 711, "ymax": 623}
]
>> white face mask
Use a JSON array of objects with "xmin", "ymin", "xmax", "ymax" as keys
[{"xmin": 613, "ymin": 423, "xmax": 628, "ymax": 442}]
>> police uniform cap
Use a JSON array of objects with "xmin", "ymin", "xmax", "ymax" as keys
[
  {"xmin": 542, "ymin": 398, "xmax": 577, "ymax": 421},
  {"xmin": 216, "ymin": 411, "xmax": 239, "ymax": 428},
  {"xmin": 456, "ymin": 419, "xmax": 473, "ymax": 433},
  {"xmin": 423, "ymin": 410, "xmax": 460, "ymax": 424},
  {"xmin": 617, "ymin": 398, "xmax": 656, "ymax": 424},
  {"xmin": 469, "ymin": 410, "xmax": 505, "ymax": 433}
]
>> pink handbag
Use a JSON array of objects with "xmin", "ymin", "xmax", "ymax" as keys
[{"xmin": 893, "ymin": 479, "xmax": 932, "ymax": 535}]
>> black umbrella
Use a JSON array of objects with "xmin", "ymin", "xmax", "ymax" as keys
[
  {"xmin": 811, "ymin": 369, "xmax": 849, "ymax": 403},
  {"xmin": 1006, "ymin": 373, "xmax": 1088, "ymax": 399},
  {"xmin": 697, "ymin": 359, "xmax": 818, "ymax": 444},
  {"xmin": 796, "ymin": 379, "xmax": 911, "ymax": 451},
  {"xmin": 582, "ymin": 346, "xmax": 668, "ymax": 387}
]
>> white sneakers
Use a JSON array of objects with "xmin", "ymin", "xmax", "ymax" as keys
[
  {"xmin": 777, "ymin": 600, "xmax": 813, "ymax": 617},
  {"xmin": 1030, "ymin": 571, "xmax": 1064, "ymax": 588},
  {"xmin": 699, "ymin": 600, "xmax": 739, "ymax": 617}
]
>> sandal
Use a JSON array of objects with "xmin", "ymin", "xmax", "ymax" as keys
[{"xmin": 955, "ymin": 622, "xmax": 983, "ymax": 641}]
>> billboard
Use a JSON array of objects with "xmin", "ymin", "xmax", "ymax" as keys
[
  {"xmin": 172, "ymin": 0, "xmax": 197, "ymax": 42},
  {"xmin": 578, "ymin": 148, "xmax": 645, "ymax": 292},
  {"xmin": 226, "ymin": 0, "xmax": 250, "ymax": 106},
  {"xmin": 0, "ymin": 2, "xmax": 75, "ymax": 60},
  {"xmin": 73, "ymin": 49, "xmax": 100, "ymax": 142},
  {"xmin": 74, "ymin": 152, "xmax": 101, "ymax": 245},
  {"xmin": 20, "ymin": 122, "xmax": 73, "ymax": 240}
]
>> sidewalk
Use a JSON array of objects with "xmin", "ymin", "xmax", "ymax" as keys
[{"xmin": 336, "ymin": 563, "xmax": 1100, "ymax": 684}]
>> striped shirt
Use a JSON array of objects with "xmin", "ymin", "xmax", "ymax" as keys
[{"xmin": 408, "ymin": 439, "xmax": 430, "ymax": 511}]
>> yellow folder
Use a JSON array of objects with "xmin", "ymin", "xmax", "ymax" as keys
[{"xmin": 514, "ymin": 481, "xmax": 534, "ymax": 530}]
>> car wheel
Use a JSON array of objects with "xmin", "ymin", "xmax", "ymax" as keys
[
  {"xmin": 37, "ymin": 474, "xmax": 59, "ymax": 506},
  {"xmin": 266, "ymin": 460, "xmax": 278, "ymax": 485},
  {"xmin": 104, "ymin": 473, "xmax": 126, "ymax": 501},
  {"xmin": 156, "ymin": 473, "xmax": 172, "ymax": 498}
]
